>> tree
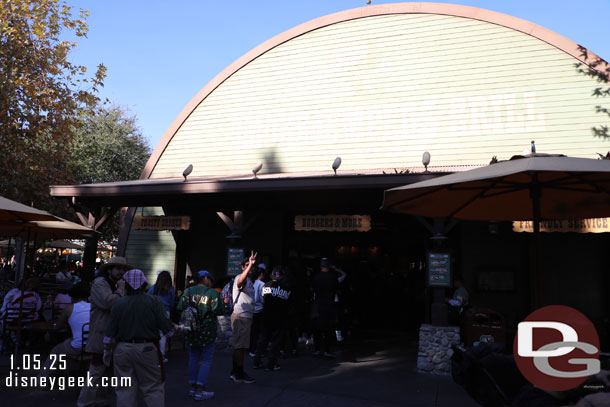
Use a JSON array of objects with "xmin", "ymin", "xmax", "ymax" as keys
[
  {"xmin": 70, "ymin": 105, "xmax": 151, "ymax": 241},
  {"xmin": 576, "ymin": 45, "xmax": 610, "ymax": 139},
  {"xmin": 0, "ymin": 0, "xmax": 105, "ymax": 214}
]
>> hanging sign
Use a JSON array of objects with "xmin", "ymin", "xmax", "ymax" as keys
[
  {"xmin": 294, "ymin": 215, "xmax": 371, "ymax": 232},
  {"xmin": 427, "ymin": 252, "xmax": 452, "ymax": 287},
  {"xmin": 227, "ymin": 247, "xmax": 244, "ymax": 276},
  {"xmin": 512, "ymin": 218, "xmax": 610, "ymax": 234},
  {"xmin": 134, "ymin": 216, "xmax": 190, "ymax": 231}
]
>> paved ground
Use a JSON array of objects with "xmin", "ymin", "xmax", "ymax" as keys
[{"xmin": 0, "ymin": 333, "xmax": 479, "ymax": 406}]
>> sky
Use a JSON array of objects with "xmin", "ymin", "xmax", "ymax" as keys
[{"xmin": 69, "ymin": 0, "xmax": 610, "ymax": 149}]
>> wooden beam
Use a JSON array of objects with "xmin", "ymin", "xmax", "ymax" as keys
[{"xmin": 94, "ymin": 207, "xmax": 119, "ymax": 231}]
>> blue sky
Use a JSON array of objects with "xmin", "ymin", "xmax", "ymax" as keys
[{"xmin": 69, "ymin": 0, "xmax": 609, "ymax": 149}]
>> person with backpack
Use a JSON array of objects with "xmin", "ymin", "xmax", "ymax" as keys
[
  {"xmin": 177, "ymin": 270, "xmax": 222, "ymax": 401},
  {"xmin": 229, "ymin": 251, "xmax": 257, "ymax": 383}
]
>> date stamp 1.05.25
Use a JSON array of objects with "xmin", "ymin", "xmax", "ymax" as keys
[{"xmin": 4, "ymin": 353, "xmax": 130, "ymax": 391}]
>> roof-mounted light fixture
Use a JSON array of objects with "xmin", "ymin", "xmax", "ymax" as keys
[{"xmin": 183, "ymin": 164, "xmax": 193, "ymax": 182}]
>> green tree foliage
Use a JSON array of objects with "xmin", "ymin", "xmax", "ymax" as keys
[
  {"xmin": 0, "ymin": 0, "xmax": 105, "ymax": 213},
  {"xmin": 576, "ymin": 45, "xmax": 610, "ymax": 139},
  {"xmin": 70, "ymin": 105, "xmax": 151, "ymax": 240},
  {"xmin": 71, "ymin": 106, "xmax": 150, "ymax": 184}
]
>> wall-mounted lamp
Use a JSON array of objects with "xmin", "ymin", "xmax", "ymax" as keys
[
  {"xmin": 422, "ymin": 151, "xmax": 431, "ymax": 172},
  {"xmin": 252, "ymin": 162, "xmax": 263, "ymax": 178},
  {"xmin": 182, "ymin": 164, "xmax": 193, "ymax": 182},
  {"xmin": 332, "ymin": 157, "xmax": 342, "ymax": 175}
]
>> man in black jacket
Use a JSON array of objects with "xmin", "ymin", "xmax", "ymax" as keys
[{"xmin": 253, "ymin": 266, "xmax": 292, "ymax": 371}]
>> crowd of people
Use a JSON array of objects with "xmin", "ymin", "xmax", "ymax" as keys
[{"xmin": 0, "ymin": 251, "xmax": 351, "ymax": 407}]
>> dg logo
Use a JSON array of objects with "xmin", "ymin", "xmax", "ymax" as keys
[{"xmin": 514, "ymin": 305, "xmax": 601, "ymax": 391}]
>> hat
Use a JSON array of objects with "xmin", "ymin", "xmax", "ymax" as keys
[
  {"xmin": 198, "ymin": 270, "xmax": 214, "ymax": 281},
  {"xmin": 123, "ymin": 269, "xmax": 147, "ymax": 290},
  {"xmin": 320, "ymin": 257, "xmax": 330, "ymax": 268},
  {"xmin": 257, "ymin": 263, "xmax": 267, "ymax": 271},
  {"xmin": 99, "ymin": 256, "xmax": 133, "ymax": 273}
]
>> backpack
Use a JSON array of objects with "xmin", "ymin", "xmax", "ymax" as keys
[
  {"xmin": 179, "ymin": 287, "xmax": 211, "ymax": 332},
  {"xmin": 220, "ymin": 277, "xmax": 235, "ymax": 315},
  {"xmin": 220, "ymin": 277, "xmax": 244, "ymax": 315}
]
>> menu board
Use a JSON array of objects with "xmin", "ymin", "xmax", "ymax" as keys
[
  {"xmin": 427, "ymin": 252, "xmax": 451, "ymax": 287},
  {"xmin": 227, "ymin": 248, "xmax": 244, "ymax": 276}
]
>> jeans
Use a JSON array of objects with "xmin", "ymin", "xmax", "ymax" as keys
[{"xmin": 189, "ymin": 342, "xmax": 215, "ymax": 386}]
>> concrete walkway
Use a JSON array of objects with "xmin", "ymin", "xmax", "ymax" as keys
[{"xmin": 0, "ymin": 334, "xmax": 478, "ymax": 406}]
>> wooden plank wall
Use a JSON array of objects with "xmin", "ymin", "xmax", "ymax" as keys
[
  {"xmin": 124, "ymin": 206, "xmax": 177, "ymax": 284},
  {"xmin": 150, "ymin": 13, "xmax": 609, "ymax": 177}
]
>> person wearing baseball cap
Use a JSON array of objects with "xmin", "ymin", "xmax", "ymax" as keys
[
  {"xmin": 177, "ymin": 269, "xmax": 222, "ymax": 401},
  {"xmin": 104, "ymin": 269, "xmax": 176, "ymax": 407},
  {"xmin": 78, "ymin": 256, "xmax": 131, "ymax": 407}
]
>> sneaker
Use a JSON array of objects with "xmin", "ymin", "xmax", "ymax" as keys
[
  {"xmin": 241, "ymin": 372, "xmax": 256, "ymax": 383},
  {"xmin": 305, "ymin": 338, "xmax": 314, "ymax": 346},
  {"xmin": 229, "ymin": 372, "xmax": 237, "ymax": 381},
  {"xmin": 323, "ymin": 352, "xmax": 336, "ymax": 359},
  {"xmin": 188, "ymin": 388, "xmax": 196, "ymax": 398},
  {"xmin": 194, "ymin": 390, "xmax": 214, "ymax": 401},
  {"xmin": 265, "ymin": 364, "xmax": 281, "ymax": 371},
  {"xmin": 248, "ymin": 352, "xmax": 256, "ymax": 358}
]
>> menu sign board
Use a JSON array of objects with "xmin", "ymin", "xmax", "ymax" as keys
[
  {"xmin": 294, "ymin": 215, "xmax": 371, "ymax": 232},
  {"xmin": 134, "ymin": 216, "xmax": 190, "ymax": 230},
  {"xmin": 227, "ymin": 248, "xmax": 244, "ymax": 276},
  {"xmin": 427, "ymin": 252, "xmax": 451, "ymax": 287}
]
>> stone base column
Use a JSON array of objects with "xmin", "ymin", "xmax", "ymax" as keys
[
  {"xmin": 215, "ymin": 315, "xmax": 233, "ymax": 351},
  {"xmin": 417, "ymin": 324, "xmax": 461, "ymax": 375}
]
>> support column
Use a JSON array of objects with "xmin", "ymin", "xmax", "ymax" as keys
[{"xmin": 70, "ymin": 198, "xmax": 118, "ymax": 282}]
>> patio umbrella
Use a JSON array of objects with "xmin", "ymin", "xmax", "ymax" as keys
[
  {"xmin": 0, "ymin": 217, "xmax": 98, "ymax": 239},
  {"xmin": 382, "ymin": 153, "xmax": 610, "ymax": 308},
  {"xmin": 0, "ymin": 195, "xmax": 58, "ymax": 222},
  {"xmin": 44, "ymin": 240, "xmax": 85, "ymax": 250}
]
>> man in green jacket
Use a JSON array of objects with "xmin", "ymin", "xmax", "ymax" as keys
[{"xmin": 177, "ymin": 270, "xmax": 222, "ymax": 401}]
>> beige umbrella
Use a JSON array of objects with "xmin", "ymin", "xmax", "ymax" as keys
[
  {"xmin": 383, "ymin": 154, "xmax": 610, "ymax": 220},
  {"xmin": 0, "ymin": 217, "xmax": 98, "ymax": 239},
  {"xmin": 0, "ymin": 195, "xmax": 58, "ymax": 222},
  {"xmin": 44, "ymin": 240, "xmax": 85, "ymax": 250},
  {"xmin": 382, "ymin": 153, "xmax": 610, "ymax": 308}
]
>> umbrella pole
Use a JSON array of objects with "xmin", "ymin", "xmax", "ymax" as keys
[{"xmin": 531, "ymin": 176, "xmax": 542, "ymax": 310}]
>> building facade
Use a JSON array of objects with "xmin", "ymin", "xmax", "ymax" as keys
[{"xmin": 52, "ymin": 3, "xmax": 610, "ymax": 336}]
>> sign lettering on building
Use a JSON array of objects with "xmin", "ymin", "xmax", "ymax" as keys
[
  {"xmin": 134, "ymin": 216, "xmax": 190, "ymax": 231},
  {"xmin": 294, "ymin": 215, "xmax": 371, "ymax": 232},
  {"xmin": 512, "ymin": 218, "xmax": 610, "ymax": 234}
]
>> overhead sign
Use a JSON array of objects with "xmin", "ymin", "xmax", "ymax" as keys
[
  {"xmin": 295, "ymin": 215, "xmax": 371, "ymax": 232},
  {"xmin": 227, "ymin": 247, "xmax": 244, "ymax": 276},
  {"xmin": 134, "ymin": 216, "xmax": 190, "ymax": 231},
  {"xmin": 512, "ymin": 218, "xmax": 610, "ymax": 234},
  {"xmin": 427, "ymin": 252, "xmax": 451, "ymax": 287}
]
